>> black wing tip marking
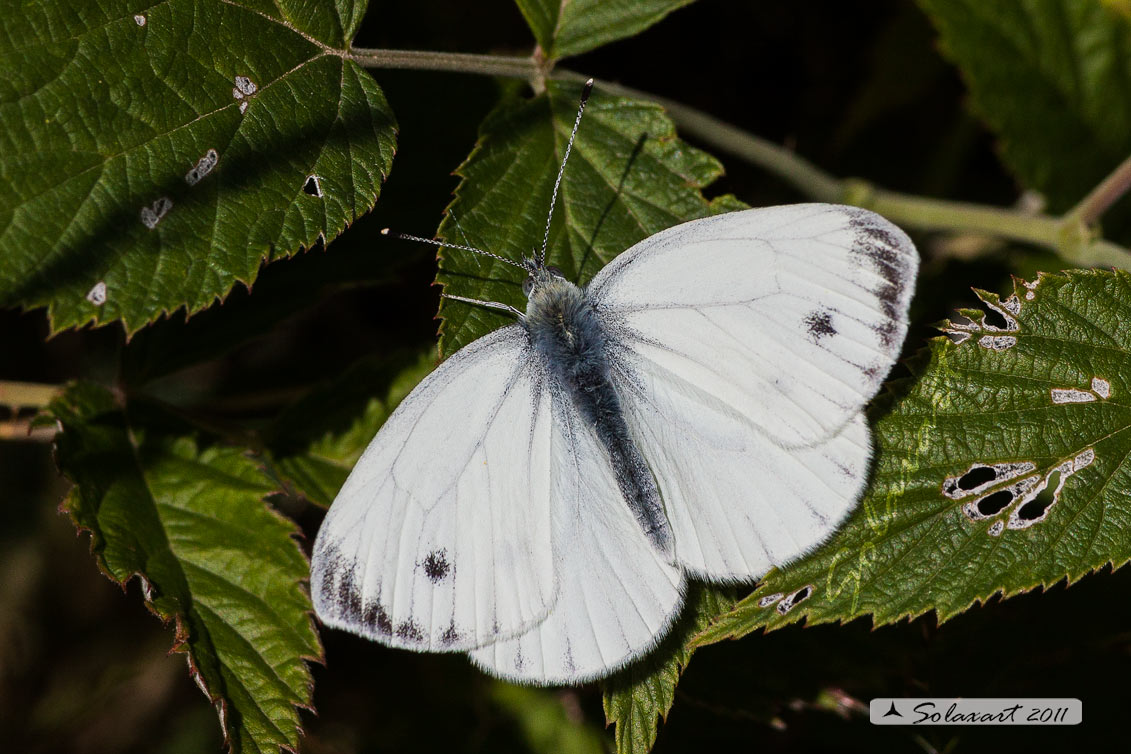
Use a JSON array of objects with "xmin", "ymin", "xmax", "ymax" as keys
[
  {"xmin": 316, "ymin": 541, "xmax": 471, "ymax": 647},
  {"xmin": 315, "ymin": 541, "xmax": 405, "ymax": 641},
  {"xmin": 846, "ymin": 208, "xmax": 918, "ymax": 348},
  {"xmin": 395, "ymin": 619, "xmax": 425, "ymax": 643}
]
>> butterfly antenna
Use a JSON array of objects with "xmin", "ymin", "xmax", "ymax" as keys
[
  {"xmin": 380, "ymin": 228, "xmax": 526, "ymax": 271},
  {"xmin": 538, "ymin": 77, "xmax": 594, "ymax": 268}
]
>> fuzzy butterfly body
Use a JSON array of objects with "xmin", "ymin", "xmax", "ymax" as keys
[{"xmin": 311, "ymin": 199, "xmax": 918, "ymax": 684}]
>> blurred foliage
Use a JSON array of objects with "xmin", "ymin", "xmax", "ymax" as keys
[{"xmin": 4, "ymin": 1, "xmax": 1131, "ymax": 753}]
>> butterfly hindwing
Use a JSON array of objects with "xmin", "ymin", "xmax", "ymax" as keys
[
  {"xmin": 614, "ymin": 341, "xmax": 872, "ymax": 578},
  {"xmin": 469, "ymin": 383, "xmax": 684, "ymax": 683},
  {"xmin": 591, "ymin": 204, "xmax": 914, "ymax": 578},
  {"xmin": 311, "ymin": 326, "xmax": 558, "ymax": 651}
]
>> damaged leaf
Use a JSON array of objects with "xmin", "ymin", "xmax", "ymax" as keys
[
  {"xmin": 49, "ymin": 382, "xmax": 320, "ymax": 754},
  {"xmin": 0, "ymin": 0, "xmax": 396, "ymax": 334},
  {"xmin": 695, "ymin": 269, "xmax": 1131, "ymax": 646}
]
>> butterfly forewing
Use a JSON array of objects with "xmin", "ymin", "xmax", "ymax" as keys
[
  {"xmin": 589, "ymin": 204, "xmax": 918, "ymax": 447},
  {"xmin": 311, "ymin": 325, "xmax": 558, "ymax": 651},
  {"xmin": 590, "ymin": 204, "xmax": 916, "ymax": 579}
]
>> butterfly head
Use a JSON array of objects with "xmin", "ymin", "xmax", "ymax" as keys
[{"xmin": 521, "ymin": 262, "xmax": 566, "ymax": 298}]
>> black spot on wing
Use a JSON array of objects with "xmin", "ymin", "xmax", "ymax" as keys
[
  {"xmin": 804, "ymin": 309, "xmax": 837, "ymax": 341},
  {"xmin": 396, "ymin": 619, "xmax": 425, "ymax": 643},
  {"xmin": 421, "ymin": 548, "xmax": 451, "ymax": 583}
]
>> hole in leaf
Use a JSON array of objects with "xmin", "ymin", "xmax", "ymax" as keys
[
  {"xmin": 977, "ymin": 489, "xmax": 1014, "ymax": 516},
  {"xmin": 958, "ymin": 465, "xmax": 997, "ymax": 490},
  {"xmin": 776, "ymin": 585, "xmax": 813, "ymax": 615},
  {"xmin": 303, "ymin": 174, "xmax": 322, "ymax": 197},
  {"xmin": 1017, "ymin": 470, "xmax": 1061, "ymax": 521},
  {"xmin": 980, "ymin": 302, "xmax": 1008, "ymax": 329}
]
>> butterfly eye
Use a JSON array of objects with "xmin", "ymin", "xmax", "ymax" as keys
[
  {"xmin": 546, "ymin": 266, "xmax": 564, "ymax": 278},
  {"xmin": 522, "ymin": 276, "xmax": 535, "ymax": 296}
]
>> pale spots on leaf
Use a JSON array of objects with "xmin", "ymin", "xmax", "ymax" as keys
[
  {"xmin": 85, "ymin": 281, "xmax": 107, "ymax": 305},
  {"xmin": 140, "ymin": 197, "xmax": 172, "ymax": 229},
  {"xmin": 185, "ymin": 148, "xmax": 219, "ymax": 186}
]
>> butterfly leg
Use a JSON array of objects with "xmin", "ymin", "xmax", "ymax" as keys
[{"xmin": 442, "ymin": 294, "xmax": 524, "ymax": 319}]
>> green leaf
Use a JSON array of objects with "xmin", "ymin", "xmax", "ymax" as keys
[
  {"xmin": 436, "ymin": 79, "xmax": 737, "ymax": 354},
  {"xmin": 49, "ymin": 383, "xmax": 320, "ymax": 754},
  {"xmin": 916, "ymin": 0, "xmax": 1131, "ymax": 210},
  {"xmin": 0, "ymin": 0, "xmax": 396, "ymax": 334},
  {"xmin": 266, "ymin": 350, "xmax": 436, "ymax": 506},
  {"xmin": 694, "ymin": 269, "xmax": 1131, "ymax": 647},
  {"xmin": 515, "ymin": 0, "xmax": 696, "ymax": 60},
  {"xmin": 602, "ymin": 586, "xmax": 735, "ymax": 754},
  {"xmin": 491, "ymin": 682, "xmax": 610, "ymax": 754}
]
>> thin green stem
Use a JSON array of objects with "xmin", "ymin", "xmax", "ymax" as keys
[
  {"xmin": 0, "ymin": 419, "xmax": 54, "ymax": 442},
  {"xmin": 564, "ymin": 70, "xmax": 1131, "ymax": 270},
  {"xmin": 0, "ymin": 381, "xmax": 62, "ymax": 409},
  {"xmin": 863, "ymin": 189, "xmax": 1064, "ymax": 247},
  {"xmin": 563, "ymin": 72, "xmax": 843, "ymax": 202},
  {"xmin": 1065, "ymin": 152, "xmax": 1131, "ymax": 226},
  {"xmin": 349, "ymin": 52, "xmax": 1131, "ymax": 270},
  {"xmin": 348, "ymin": 47, "xmax": 541, "ymax": 80}
]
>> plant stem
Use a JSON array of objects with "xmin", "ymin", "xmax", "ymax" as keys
[
  {"xmin": 0, "ymin": 381, "xmax": 62, "ymax": 409},
  {"xmin": 350, "ymin": 52, "xmax": 1131, "ymax": 270},
  {"xmin": 862, "ymin": 189, "xmax": 1064, "ymax": 247},
  {"xmin": 0, "ymin": 419, "xmax": 54, "ymax": 442},
  {"xmin": 1064, "ymin": 152, "xmax": 1131, "ymax": 226},
  {"xmin": 563, "ymin": 70, "xmax": 1131, "ymax": 269},
  {"xmin": 569, "ymin": 73, "xmax": 843, "ymax": 203},
  {"xmin": 347, "ymin": 47, "xmax": 541, "ymax": 80}
]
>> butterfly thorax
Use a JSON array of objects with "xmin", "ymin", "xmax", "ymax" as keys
[
  {"xmin": 524, "ymin": 276, "xmax": 608, "ymax": 393},
  {"xmin": 524, "ymin": 274, "xmax": 674, "ymax": 556}
]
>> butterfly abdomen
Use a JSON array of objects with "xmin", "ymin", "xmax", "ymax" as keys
[{"xmin": 525, "ymin": 277, "xmax": 673, "ymax": 555}]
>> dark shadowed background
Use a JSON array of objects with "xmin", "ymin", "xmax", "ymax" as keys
[{"xmin": 2, "ymin": 1, "xmax": 1123, "ymax": 752}]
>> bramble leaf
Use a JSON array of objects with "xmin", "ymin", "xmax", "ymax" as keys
[
  {"xmin": 695, "ymin": 269, "xmax": 1131, "ymax": 646},
  {"xmin": 0, "ymin": 0, "xmax": 395, "ymax": 334},
  {"xmin": 266, "ymin": 350, "xmax": 435, "ymax": 507},
  {"xmin": 492, "ymin": 682, "xmax": 610, "ymax": 754},
  {"xmin": 49, "ymin": 383, "xmax": 319, "ymax": 754},
  {"xmin": 515, "ymin": 0, "xmax": 696, "ymax": 60},
  {"xmin": 916, "ymin": 0, "xmax": 1131, "ymax": 212},
  {"xmin": 436, "ymin": 78, "xmax": 739, "ymax": 355},
  {"xmin": 602, "ymin": 586, "xmax": 735, "ymax": 754}
]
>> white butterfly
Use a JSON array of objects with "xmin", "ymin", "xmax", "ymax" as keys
[{"xmin": 310, "ymin": 81, "xmax": 918, "ymax": 685}]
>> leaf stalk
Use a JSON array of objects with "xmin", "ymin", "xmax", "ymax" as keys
[
  {"xmin": 350, "ymin": 50, "xmax": 1131, "ymax": 271},
  {"xmin": 0, "ymin": 381, "xmax": 62, "ymax": 409}
]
